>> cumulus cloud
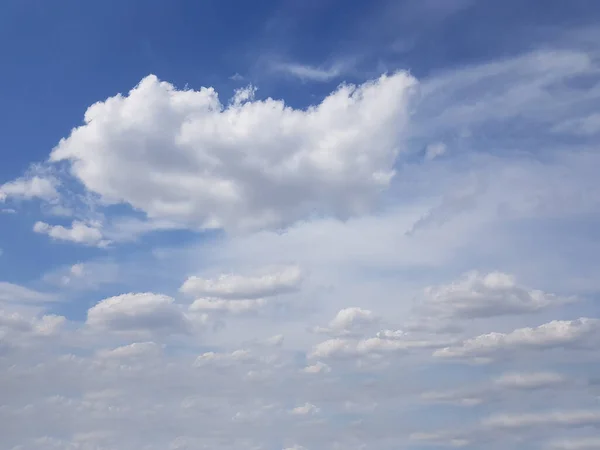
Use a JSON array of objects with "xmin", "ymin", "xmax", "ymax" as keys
[
  {"xmin": 482, "ymin": 410, "xmax": 600, "ymax": 430},
  {"xmin": 424, "ymin": 142, "xmax": 447, "ymax": 161},
  {"xmin": 313, "ymin": 307, "xmax": 378, "ymax": 336},
  {"xmin": 0, "ymin": 175, "xmax": 58, "ymax": 202},
  {"xmin": 33, "ymin": 221, "xmax": 110, "ymax": 247},
  {"xmin": 434, "ymin": 318, "xmax": 600, "ymax": 360},
  {"xmin": 421, "ymin": 371, "xmax": 569, "ymax": 407},
  {"xmin": 0, "ymin": 310, "xmax": 65, "ymax": 348},
  {"xmin": 97, "ymin": 342, "xmax": 162, "ymax": 360},
  {"xmin": 492, "ymin": 371, "xmax": 567, "ymax": 390},
  {"xmin": 290, "ymin": 402, "xmax": 320, "ymax": 415},
  {"xmin": 0, "ymin": 282, "xmax": 55, "ymax": 304},
  {"xmin": 181, "ymin": 266, "xmax": 302, "ymax": 299},
  {"xmin": 419, "ymin": 271, "xmax": 573, "ymax": 320},
  {"xmin": 86, "ymin": 293, "xmax": 190, "ymax": 334},
  {"xmin": 48, "ymin": 72, "xmax": 416, "ymax": 231},
  {"xmin": 310, "ymin": 334, "xmax": 444, "ymax": 359},
  {"xmin": 193, "ymin": 349, "xmax": 252, "ymax": 367},
  {"xmin": 302, "ymin": 361, "xmax": 331, "ymax": 374},
  {"xmin": 550, "ymin": 438, "xmax": 600, "ymax": 450},
  {"xmin": 189, "ymin": 297, "xmax": 267, "ymax": 314}
]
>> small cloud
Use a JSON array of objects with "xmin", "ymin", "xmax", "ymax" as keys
[
  {"xmin": 0, "ymin": 175, "xmax": 59, "ymax": 203},
  {"xmin": 229, "ymin": 73, "xmax": 244, "ymax": 81},
  {"xmin": 33, "ymin": 220, "xmax": 110, "ymax": 247},
  {"xmin": 424, "ymin": 142, "xmax": 447, "ymax": 161},
  {"xmin": 270, "ymin": 60, "xmax": 353, "ymax": 82},
  {"xmin": 289, "ymin": 402, "xmax": 320, "ymax": 416}
]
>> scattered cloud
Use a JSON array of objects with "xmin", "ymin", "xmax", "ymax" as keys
[
  {"xmin": 181, "ymin": 266, "xmax": 303, "ymax": 299},
  {"xmin": 419, "ymin": 271, "xmax": 574, "ymax": 320},
  {"xmin": 269, "ymin": 60, "xmax": 352, "ymax": 82},
  {"xmin": 424, "ymin": 142, "xmax": 446, "ymax": 161},
  {"xmin": 0, "ymin": 175, "xmax": 58, "ymax": 203},
  {"xmin": 33, "ymin": 221, "xmax": 110, "ymax": 247},
  {"xmin": 434, "ymin": 318, "xmax": 600, "ymax": 361},
  {"xmin": 86, "ymin": 292, "xmax": 191, "ymax": 334}
]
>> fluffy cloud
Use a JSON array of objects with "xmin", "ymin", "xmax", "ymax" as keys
[
  {"xmin": 189, "ymin": 297, "xmax": 267, "ymax": 314},
  {"xmin": 193, "ymin": 349, "xmax": 252, "ymax": 367},
  {"xmin": 482, "ymin": 410, "xmax": 600, "ymax": 430},
  {"xmin": 48, "ymin": 72, "xmax": 416, "ymax": 231},
  {"xmin": 302, "ymin": 361, "xmax": 331, "ymax": 374},
  {"xmin": 421, "ymin": 371, "xmax": 569, "ymax": 407},
  {"xmin": 0, "ymin": 282, "xmax": 55, "ymax": 304},
  {"xmin": 310, "ymin": 334, "xmax": 443, "ymax": 359},
  {"xmin": 86, "ymin": 293, "xmax": 190, "ymax": 334},
  {"xmin": 313, "ymin": 307, "xmax": 378, "ymax": 336},
  {"xmin": 181, "ymin": 266, "xmax": 302, "ymax": 299},
  {"xmin": 290, "ymin": 402, "xmax": 320, "ymax": 415},
  {"xmin": 0, "ymin": 175, "xmax": 58, "ymax": 202},
  {"xmin": 97, "ymin": 342, "xmax": 162, "ymax": 360},
  {"xmin": 434, "ymin": 318, "xmax": 600, "ymax": 360},
  {"xmin": 33, "ymin": 221, "xmax": 110, "ymax": 247},
  {"xmin": 419, "ymin": 271, "xmax": 573, "ymax": 320},
  {"xmin": 492, "ymin": 371, "xmax": 566, "ymax": 390},
  {"xmin": 550, "ymin": 438, "xmax": 600, "ymax": 450},
  {"xmin": 0, "ymin": 310, "xmax": 65, "ymax": 349}
]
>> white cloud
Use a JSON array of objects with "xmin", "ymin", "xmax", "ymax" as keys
[
  {"xmin": 420, "ymin": 271, "xmax": 574, "ymax": 319},
  {"xmin": 550, "ymin": 438, "xmax": 600, "ymax": 450},
  {"xmin": 193, "ymin": 349, "xmax": 252, "ymax": 367},
  {"xmin": 434, "ymin": 318, "xmax": 600, "ymax": 360},
  {"xmin": 483, "ymin": 410, "xmax": 600, "ymax": 430},
  {"xmin": 48, "ymin": 72, "xmax": 417, "ymax": 231},
  {"xmin": 492, "ymin": 371, "xmax": 566, "ymax": 390},
  {"xmin": 181, "ymin": 266, "xmax": 302, "ymax": 299},
  {"xmin": 0, "ymin": 175, "xmax": 58, "ymax": 202},
  {"xmin": 290, "ymin": 402, "xmax": 320, "ymax": 415},
  {"xmin": 97, "ymin": 342, "xmax": 162, "ymax": 360},
  {"xmin": 313, "ymin": 307, "xmax": 378, "ymax": 336},
  {"xmin": 553, "ymin": 112, "xmax": 600, "ymax": 136},
  {"xmin": 424, "ymin": 142, "xmax": 446, "ymax": 161},
  {"xmin": 269, "ymin": 61, "xmax": 350, "ymax": 82},
  {"xmin": 86, "ymin": 292, "xmax": 190, "ymax": 334},
  {"xmin": 0, "ymin": 310, "xmax": 65, "ymax": 348},
  {"xmin": 310, "ymin": 334, "xmax": 444, "ymax": 359},
  {"xmin": 189, "ymin": 297, "xmax": 267, "ymax": 314},
  {"xmin": 33, "ymin": 221, "xmax": 110, "ymax": 247},
  {"xmin": 302, "ymin": 362, "xmax": 331, "ymax": 374},
  {"xmin": 0, "ymin": 282, "xmax": 55, "ymax": 304}
]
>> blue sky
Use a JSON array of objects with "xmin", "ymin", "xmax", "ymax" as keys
[{"xmin": 1, "ymin": 1, "xmax": 600, "ymax": 449}]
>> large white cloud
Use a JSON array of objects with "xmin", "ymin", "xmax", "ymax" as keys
[{"xmin": 49, "ymin": 72, "xmax": 417, "ymax": 231}]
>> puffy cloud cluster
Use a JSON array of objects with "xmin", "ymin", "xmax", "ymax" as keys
[{"xmin": 47, "ymin": 72, "xmax": 416, "ymax": 232}]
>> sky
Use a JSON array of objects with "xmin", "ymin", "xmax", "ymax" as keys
[{"xmin": 1, "ymin": 0, "xmax": 600, "ymax": 449}]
